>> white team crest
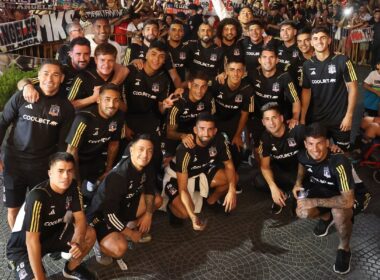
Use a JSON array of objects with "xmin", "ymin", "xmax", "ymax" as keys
[
  {"xmin": 197, "ymin": 102, "xmax": 204, "ymax": 111},
  {"xmin": 209, "ymin": 146, "xmax": 217, "ymax": 157},
  {"xmin": 48, "ymin": 105, "xmax": 60, "ymax": 116},
  {"xmin": 292, "ymin": 50, "xmax": 298, "ymax": 57},
  {"xmin": 287, "ymin": 138, "xmax": 296, "ymax": 147},
  {"xmin": 108, "ymin": 121, "xmax": 117, "ymax": 132},
  {"xmin": 328, "ymin": 64, "xmax": 336, "ymax": 74},
  {"xmin": 272, "ymin": 82, "xmax": 280, "ymax": 92},
  {"xmin": 152, "ymin": 83, "xmax": 160, "ymax": 92},
  {"xmin": 179, "ymin": 52, "xmax": 186, "ymax": 60},
  {"xmin": 233, "ymin": 48, "xmax": 240, "ymax": 56},
  {"xmin": 323, "ymin": 167, "xmax": 331, "ymax": 178},
  {"xmin": 210, "ymin": 53, "xmax": 217, "ymax": 61},
  {"xmin": 235, "ymin": 94, "xmax": 243, "ymax": 102}
]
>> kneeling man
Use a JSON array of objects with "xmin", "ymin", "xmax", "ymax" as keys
[{"xmin": 161, "ymin": 112, "xmax": 237, "ymax": 231}]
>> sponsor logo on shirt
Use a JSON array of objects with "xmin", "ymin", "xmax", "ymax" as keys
[
  {"xmin": 48, "ymin": 105, "xmax": 60, "ymax": 117},
  {"xmin": 328, "ymin": 64, "xmax": 336, "ymax": 74},
  {"xmin": 272, "ymin": 82, "xmax": 280, "ymax": 92},
  {"xmin": 25, "ymin": 104, "xmax": 33, "ymax": 109},
  {"xmin": 89, "ymin": 137, "xmax": 111, "ymax": 144},
  {"xmin": 109, "ymin": 121, "xmax": 117, "ymax": 132},
  {"xmin": 197, "ymin": 102, "xmax": 204, "ymax": 111},
  {"xmin": 133, "ymin": 91, "xmax": 157, "ymax": 99},
  {"xmin": 135, "ymin": 79, "xmax": 141, "ymax": 86},
  {"xmin": 323, "ymin": 167, "xmax": 331, "ymax": 178},
  {"xmin": 311, "ymin": 79, "xmax": 336, "ymax": 84},
  {"xmin": 209, "ymin": 146, "xmax": 217, "ymax": 157},
  {"xmin": 44, "ymin": 218, "xmax": 63, "ymax": 226},
  {"xmin": 179, "ymin": 52, "xmax": 186, "ymax": 60},
  {"xmin": 287, "ymin": 138, "xmax": 296, "ymax": 147},
  {"xmin": 235, "ymin": 94, "xmax": 243, "ymax": 103},
  {"xmin": 48, "ymin": 208, "xmax": 56, "ymax": 216},
  {"xmin": 152, "ymin": 83, "xmax": 160, "ymax": 93},
  {"xmin": 22, "ymin": 115, "xmax": 58, "ymax": 126},
  {"xmin": 93, "ymin": 128, "xmax": 99, "ymax": 136}
]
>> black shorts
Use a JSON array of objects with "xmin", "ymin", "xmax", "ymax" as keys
[
  {"xmin": 164, "ymin": 164, "xmax": 223, "ymax": 203},
  {"xmin": 325, "ymin": 124, "xmax": 351, "ymax": 151},
  {"xmin": 250, "ymin": 117, "xmax": 266, "ymax": 148},
  {"xmin": 3, "ymin": 154, "xmax": 49, "ymax": 208},
  {"xmin": 90, "ymin": 197, "xmax": 140, "ymax": 242},
  {"xmin": 7, "ymin": 223, "xmax": 74, "ymax": 280}
]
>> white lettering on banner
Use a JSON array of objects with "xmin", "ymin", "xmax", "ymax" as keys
[
  {"xmin": 35, "ymin": 10, "xmax": 75, "ymax": 42},
  {"xmin": 350, "ymin": 27, "xmax": 373, "ymax": 43},
  {"xmin": 0, "ymin": 17, "xmax": 40, "ymax": 52}
]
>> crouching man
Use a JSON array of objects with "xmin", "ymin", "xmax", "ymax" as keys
[
  {"xmin": 85, "ymin": 134, "xmax": 162, "ymax": 265},
  {"xmin": 161, "ymin": 112, "xmax": 237, "ymax": 231},
  {"xmin": 293, "ymin": 123, "xmax": 355, "ymax": 275},
  {"xmin": 7, "ymin": 152, "xmax": 96, "ymax": 280}
]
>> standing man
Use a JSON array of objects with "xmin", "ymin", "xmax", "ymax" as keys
[
  {"xmin": 237, "ymin": 6, "xmax": 254, "ymax": 37},
  {"xmin": 276, "ymin": 20, "xmax": 300, "ymax": 73},
  {"xmin": 86, "ymin": 18, "xmax": 123, "ymax": 64},
  {"xmin": 243, "ymin": 20, "xmax": 265, "ymax": 77},
  {"xmin": 186, "ymin": 23, "xmax": 224, "ymax": 81},
  {"xmin": 161, "ymin": 113, "xmax": 237, "ymax": 230},
  {"xmin": 293, "ymin": 123, "xmax": 355, "ymax": 275},
  {"xmin": 7, "ymin": 152, "xmax": 96, "ymax": 280},
  {"xmin": 0, "ymin": 60, "xmax": 75, "ymax": 229},
  {"xmin": 56, "ymin": 21, "xmax": 85, "ymax": 65},
  {"xmin": 301, "ymin": 26, "xmax": 358, "ymax": 151},
  {"xmin": 86, "ymin": 135, "xmax": 162, "ymax": 265},
  {"xmin": 211, "ymin": 59, "xmax": 254, "ymax": 193},
  {"xmin": 66, "ymin": 83, "xmax": 124, "ymax": 197}
]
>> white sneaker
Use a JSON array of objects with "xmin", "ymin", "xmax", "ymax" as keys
[
  {"xmin": 93, "ymin": 241, "xmax": 113, "ymax": 266},
  {"xmin": 61, "ymin": 252, "xmax": 72, "ymax": 260}
]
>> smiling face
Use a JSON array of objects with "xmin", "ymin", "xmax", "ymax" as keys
[
  {"xmin": 169, "ymin": 23, "xmax": 184, "ymax": 42},
  {"xmin": 130, "ymin": 139, "xmax": 154, "ymax": 171},
  {"xmin": 69, "ymin": 44, "xmax": 91, "ymax": 70},
  {"xmin": 297, "ymin": 33, "xmax": 312, "ymax": 54},
  {"xmin": 98, "ymin": 89, "xmax": 120, "ymax": 119},
  {"xmin": 95, "ymin": 53, "xmax": 115, "ymax": 77},
  {"xmin": 311, "ymin": 31, "xmax": 331, "ymax": 53},
  {"xmin": 304, "ymin": 136, "xmax": 329, "ymax": 162},
  {"xmin": 248, "ymin": 24, "xmax": 263, "ymax": 43},
  {"xmin": 226, "ymin": 62, "xmax": 244, "ymax": 85},
  {"xmin": 280, "ymin": 24, "xmax": 297, "ymax": 44},
  {"xmin": 194, "ymin": 120, "xmax": 217, "ymax": 146},
  {"xmin": 145, "ymin": 47, "xmax": 166, "ymax": 71},
  {"xmin": 262, "ymin": 109, "xmax": 284, "ymax": 136},
  {"xmin": 38, "ymin": 63, "xmax": 64, "ymax": 96},
  {"xmin": 259, "ymin": 50, "xmax": 278, "ymax": 72},
  {"xmin": 198, "ymin": 23, "xmax": 213, "ymax": 44},
  {"xmin": 188, "ymin": 78, "xmax": 208, "ymax": 102},
  {"xmin": 93, "ymin": 19, "xmax": 111, "ymax": 43},
  {"xmin": 143, "ymin": 23, "xmax": 159, "ymax": 43},
  {"xmin": 222, "ymin": 24, "xmax": 237, "ymax": 42}
]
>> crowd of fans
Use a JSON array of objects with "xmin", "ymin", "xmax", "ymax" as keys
[{"xmin": 0, "ymin": 0, "xmax": 379, "ymax": 279}]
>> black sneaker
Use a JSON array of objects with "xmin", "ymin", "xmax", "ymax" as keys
[
  {"xmin": 271, "ymin": 203, "xmax": 283, "ymax": 215},
  {"xmin": 236, "ymin": 185, "xmax": 243, "ymax": 194},
  {"xmin": 63, "ymin": 262, "xmax": 96, "ymax": 280},
  {"xmin": 333, "ymin": 249, "xmax": 352, "ymax": 274},
  {"xmin": 313, "ymin": 215, "xmax": 334, "ymax": 237}
]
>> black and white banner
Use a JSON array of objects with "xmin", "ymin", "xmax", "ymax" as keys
[
  {"xmin": 82, "ymin": 9, "xmax": 130, "ymax": 21},
  {"xmin": 0, "ymin": 0, "xmax": 52, "ymax": 10},
  {"xmin": 0, "ymin": 17, "xmax": 40, "ymax": 52}
]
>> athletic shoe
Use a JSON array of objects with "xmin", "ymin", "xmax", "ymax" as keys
[
  {"xmin": 313, "ymin": 215, "xmax": 334, "ymax": 237},
  {"xmin": 63, "ymin": 262, "xmax": 96, "ymax": 279},
  {"xmin": 126, "ymin": 232, "xmax": 152, "ymax": 243},
  {"xmin": 7, "ymin": 259, "xmax": 15, "ymax": 271},
  {"xmin": 61, "ymin": 252, "xmax": 72, "ymax": 260},
  {"xmin": 93, "ymin": 241, "xmax": 113, "ymax": 266},
  {"xmin": 271, "ymin": 203, "xmax": 283, "ymax": 215},
  {"xmin": 333, "ymin": 249, "xmax": 352, "ymax": 274},
  {"xmin": 138, "ymin": 233, "xmax": 152, "ymax": 243},
  {"xmin": 48, "ymin": 252, "xmax": 62, "ymax": 260},
  {"xmin": 236, "ymin": 185, "xmax": 243, "ymax": 194}
]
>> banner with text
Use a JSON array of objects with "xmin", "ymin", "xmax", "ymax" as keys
[
  {"xmin": 0, "ymin": 0, "xmax": 53, "ymax": 10},
  {"xmin": 350, "ymin": 27, "xmax": 373, "ymax": 43},
  {"xmin": 0, "ymin": 17, "xmax": 40, "ymax": 53}
]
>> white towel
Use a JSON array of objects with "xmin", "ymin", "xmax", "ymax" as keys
[{"xmin": 160, "ymin": 166, "xmax": 209, "ymax": 214}]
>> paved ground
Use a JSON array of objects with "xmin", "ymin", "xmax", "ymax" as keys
[{"xmin": 0, "ymin": 66, "xmax": 379, "ymax": 279}]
